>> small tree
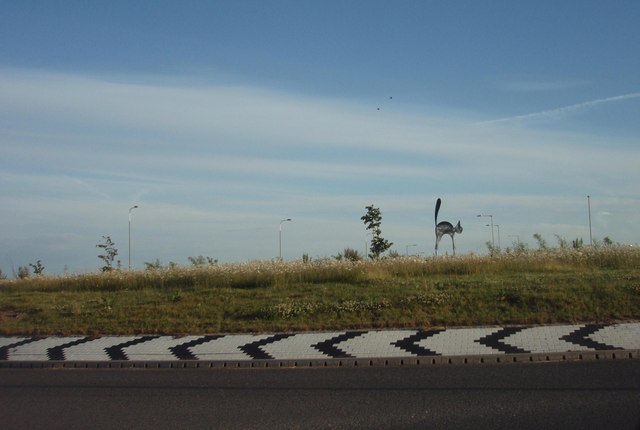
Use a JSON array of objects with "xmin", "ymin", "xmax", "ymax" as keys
[
  {"xmin": 29, "ymin": 260, "xmax": 45, "ymax": 276},
  {"xmin": 554, "ymin": 235, "xmax": 568, "ymax": 249},
  {"xmin": 361, "ymin": 205, "xmax": 393, "ymax": 259},
  {"xmin": 144, "ymin": 259, "xmax": 163, "ymax": 270},
  {"xmin": 511, "ymin": 241, "xmax": 528, "ymax": 254},
  {"xmin": 533, "ymin": 233, "xmax": 547, "ymax": 250},
  {"xmin": 485, "ymin": 241, "xmax": 500, "ymax": 256},
  {"xmin": 387, "ymin": 249, "xmax": 401, "ymax": 259},
  {"xmin": 335, "ymin": 248, "xmax": 362, "ymax": 262},
  {"xmin": 97, "ymin": 236, "xmax": 118, "ymax": 272},
  {"xmin": 188, "ymin": 255, "xmax": 217, "ymax": 266}
]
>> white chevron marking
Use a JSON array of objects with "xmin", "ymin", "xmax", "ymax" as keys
[
  {"xmin": 0, "ymin": 337, "xmax": 28, "ymax": 349},
  {"xmin": 420, "ymin": 328, "xmax": 503, "ymax": 356},
  {"xmin": 123, "ymin": 336, "xmax": 204, "ymax": 360},
  {"xmin": 262, "ymin": 332, "xmax": 346, "ymax": 359},
  {"xmin": 339, "ymin": 330, "xmax": 418, "ymax": 358},
  {"xmin": 8, "ymin": 337, "xmax": 85, "ymax": 361},
  {"xmin": 591, "ymin": 323, "xmax": 640, "ymax": 350},
  {"xmin": 504, "ymin": 326, "xmax": 592, "ymax": 353},
  {"xmin": 64, "ymin": 337, "xmax": 140, "ymax": 361},
  {"xmin": 188, "ymin": 334, "xmax": 273, "ymax": 361}
]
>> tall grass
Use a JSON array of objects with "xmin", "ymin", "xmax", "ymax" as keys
[{"xmin": 1, "ymin": 246, "xmax": 639, "ymax": 335}]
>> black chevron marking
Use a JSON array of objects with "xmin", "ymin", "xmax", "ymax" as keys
[
  {"xmin": 392, "ymin": 329, "xmax": 445, "ymax": 356},
  {"xmin": 105, "ymin": 336, "xmax": 160, "ymax": 360},
  {"xmin": 0, "ymin": 337, "xmax": 41, "ymax": 361},
  {"xmin": 47, "ymin": 337, "xmax": 94, "ymax": 361},
  {"xmin": 561, "ymin": 324, "xmax": 621, "ymax": 350},
  {"xmin": 240, "ymin": 333, "xmax": 296, "ymax": 360},
  {"xmin": 170, "ymin": 335, "xmax": 225, "ymax": 360},
  {"xmin": 313, "ymin": 331, "xmax": 367, "ymax": 358},
  {"xmin": 476, "ymin": 327, "xmax": 530, "ymax": 354}
]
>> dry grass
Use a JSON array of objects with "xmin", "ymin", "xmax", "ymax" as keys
[{"xmin": 1, "ymin": 246, "xmax": 639, "ymax": 335}]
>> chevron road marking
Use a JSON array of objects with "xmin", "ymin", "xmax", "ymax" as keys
[
  {"xmin": 122, "ymin": 336, "xmax": 205, "ymax": 361},
  {"xmin": 1, "ymin": 322, "xmax": 639, "ymax": 364},
  {"xmin": 420, "ymin": 328, "xmax": 506, "ymax": 356},
  {"xmin": 0, "ymin": 337, "xmax": 28, "ymax": 348},
  {"xmin": 59, "ymin": 337, "xmax": 141, "ymax": 361},
  {"xmin": 261, "ymin": 332, "xmax": 348, "ymax": 360},
  {"xmin": 502, "ymin": 325, "xmax": 595, "ymax": 353},
  {"xmin": 590, "ymin": 323, "xmax": 640, "ymax": 350},
  {"xmin": 188, "ymin": 334, "xmax": 276, "ymax": 361},
  {"xmin": 7, "ymin": 337, "xmax": 85, "ymax": 361},
  {"xmin": 339, "ymin": 330, "xmax": 417, "ymax": 358}
]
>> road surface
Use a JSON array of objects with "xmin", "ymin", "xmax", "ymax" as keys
[{"xmin": 1, "ymin": 360, "xmax": 639, "ymax": 429}]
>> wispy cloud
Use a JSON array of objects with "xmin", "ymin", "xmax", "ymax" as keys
[
  {"xmin": 478, "ymin": 92, "xmax": 640, "ymax": 125},
  {"xmin": 496, "ymin": 79, "xmax": 591, "ymax": 92}
]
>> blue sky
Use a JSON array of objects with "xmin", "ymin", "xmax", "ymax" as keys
[{"xmin": 1, "ymin": 1, "xmax": 639, "ymax": 274}]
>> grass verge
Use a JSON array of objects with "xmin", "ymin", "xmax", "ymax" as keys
[{"xmin": 1, "ymin": 246, "xmax": 639, "ymax": 336}]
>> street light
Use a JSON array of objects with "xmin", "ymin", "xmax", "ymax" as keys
[
  {"xmin": 279, "ymin": 218, "xmax": 292, "ymax": 260},
  {"xmin": 486, "ymin": 224, "xmax": 501, "ymax": 249},
  {"xmin": 405, "ymin": 244, "xmax": 417, "ymax": 256},
  {"xmin": 128, "ymin": 205, "xmax": 138, "ymax": 270},
  {"xmin": 587, "ymin": 195, "xmax": 593, "ymax": 246},
  {"xmin": 477, "ymin": 214, "xmax": 494, "ymax": 247}
]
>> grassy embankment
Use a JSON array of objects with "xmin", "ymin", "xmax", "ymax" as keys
[{"xmin": 1, "ymin": 246, "xmax": 639, "ymax": 336}]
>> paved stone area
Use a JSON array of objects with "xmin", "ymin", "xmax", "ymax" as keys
[{"xmin": 2, "ymin": 322, "xmax": 638, "ymax": 366}]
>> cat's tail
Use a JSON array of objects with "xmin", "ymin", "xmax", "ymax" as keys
[{"xmin": 435, "ymin": 198, "xmax": 442, "ymax": 225}]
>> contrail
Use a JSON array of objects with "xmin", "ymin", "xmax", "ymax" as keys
[{"xmin": 478, "ymin": 92, "xmax": 640, "ymax": 125}]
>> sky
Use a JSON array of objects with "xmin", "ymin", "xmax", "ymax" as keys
[{"xmin": 1, "ymin": 0, "xmax": 639, "ymax": 275}]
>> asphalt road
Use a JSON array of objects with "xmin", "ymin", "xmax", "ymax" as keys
[{"xmin": 1, "ymin": 361, "xmax": 639, "ymax": 429}]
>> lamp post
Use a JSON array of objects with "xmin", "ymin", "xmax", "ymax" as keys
[
  {"xmin": 405, "ymin": 244, "xmax": 417, "ymax": 256},
  {"xmin": 279, "ymin": 218, "xmax": 292, "ymax": 260},
  {"xmin": 477, "ymin": 214, "xmax": 494, "ymax": 248},
  {"xmin": 587, "ymin": 195, "xmax": 593, "ymax": 246},
  {"xmin": 486, "ymin": 224, "xmax": 500, "ymax": 249},
  {"xmin": 128, "ymin": 205, "xmax": 138, "ymax": 270}
]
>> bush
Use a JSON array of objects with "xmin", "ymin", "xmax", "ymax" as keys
[
  {"xmin": 18, "ymin": 266, "xmax": 30, "ymax": 279},
  {"xmin": 342, "ymin": 248, "xmax": 362, "ymax": 262}
]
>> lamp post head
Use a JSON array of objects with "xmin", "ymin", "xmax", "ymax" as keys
[
  {"xmin": 279, "ymin": 218, "xmax": 292, "ymax": 231},
  {"xmin": 129, "ymin": 205, "xmax": 138, "ymax": 221}
]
